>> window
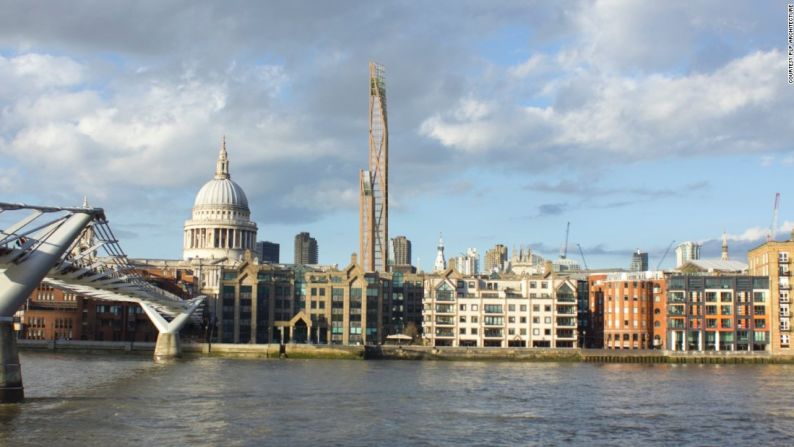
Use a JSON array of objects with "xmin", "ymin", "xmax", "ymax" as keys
[
  {"xmin": 471, "ymin": 328, "xmax": 478, "ymax": 335},
  {"xmin": 721, "ymin": 318, "xmax": 732, "ymax": 328},
  {"xmin": 508, "ymin": 304, "xmax": 516, "ymax": 311},
  {"xmin": 544, "ymin": 305, "xmax": 551, "ymax": 312},
  {"xmin": 532, "ymin": 317, "xmax": 539, "ymax": 324},
  {"xmin": 533, "ymin": 328, "xmax": 540, "ymax": 335},
  {"xmin": 508, "ymin": 328, "xmax": 515, "ymax": 335},
  {"xmin": 706, "ymin": 305, "xmax": 717, "ymax": 315},
  {"xmin": 544, "ymin": 317, "xmax": 551, "ymax": 324},
  {"xmin": 520, "ymin": 328, "xmax": 527, "ymax": 335},
  {"xmin": 706, "ymin": 319, "xmax": 717, "ymax": 328},
  {"xmin": 520, "ymin": 305, "xmax": 527, "ymax": 312},
  {"xmin": 753, "ymin": 306, "xmax": 766, "ymax": 315},
  {"xmin": 459, "ymin": 304, "xmax": 466, "ymax": 311},
  {"xmin": 459, "ymin": 316, "xmax": 467, "ymax": 323},
  {"xmin": 520, "ymin": 316, "xmax": 527, "ymax": 323},
  {"xmin": 721, "ymin": 305, "xmax": 732, "ymax": 315},
  {"xmin": 472, "ymin": 304, "xmax": 479, "ymax": 311},
  {"xmin": 755, "ymin": 319, "xmax": 766, "ymax": 329},
  {"xmin": 484, "ymin": 304, "xmax": 503, "ymax": 314},
  {"xmin": 471, "ymin": 316, "xmax": 478, "ymax": 323},
  {"xmin": 720, "ymin": 292, "xmax": 733, "ymax": 302},
  {"xmin": 544, "ymin": 329, "xmax": 551, "ymax": 336},
  {"xmin": 484, "ymin": 316, "xmax": 504, "ymax": 325},
  {"xmin": 459, "ymin": 327, "xmax": 466, "ymax": 335},
  {"xmin": 508, "ymin": 316, "xmax": 516, "ymax": 323}
]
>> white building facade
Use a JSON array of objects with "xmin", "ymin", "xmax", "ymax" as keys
[{"xmin": 422, "ymin": 270, "xmax": 579, "ymax": 348}]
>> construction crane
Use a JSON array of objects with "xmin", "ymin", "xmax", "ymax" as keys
[
  {"xmin": 559, "ymin": 222, "xmax": 570, "ymax": 259},
  {"xmin": 576, "ymin": 243, "xmax": 589, "ymax": 271},
  {"xmin": 656, "ymin": 240, "xmax": 676, "ymax": 271},
  {"xmin": 769, "ymin": 192, "xmax": 781, "ymax": 242}
]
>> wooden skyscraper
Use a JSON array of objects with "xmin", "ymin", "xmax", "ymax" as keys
[{"xmin": 360, "ymin": 62, "xmax": 389, "ymax": 272}]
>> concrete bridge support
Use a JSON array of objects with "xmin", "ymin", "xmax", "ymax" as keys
[
  {"xmin": 0, "ymin": 319, "xmax": 23, "ymax": 403},
  {"xmin": 0, "ymin": 211, "xmax": 94, "ymax": 403},
  {"xmin": 140, "ymin": 300, "xmax": 202, "ymax": 361}
]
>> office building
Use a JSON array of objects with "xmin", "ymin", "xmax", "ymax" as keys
[
  {"xmin": 392, "ymin": 236, "xmax": 412, "ymax": 266},
  {"xmin": 630, "ymin": 250, "xmax": 649, "ymax": 272},
  {"xmin": 216, "ymin": 253, "xmax": 423, "ymax": 344},
  {"xmin": 256, "ymin": 241, "xmax": 280, "ymax": 263},
  {"xmin": 675, "ymin": 241, "xmax": 701, "ymax": 268},
  {"xmin": 294, "ymin": 232, "xmax": 319, "ymax": 265}
]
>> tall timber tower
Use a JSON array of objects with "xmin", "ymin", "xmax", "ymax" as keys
[{"xmin": 360, "ymin": 62, "xmax": 389, "ymax": 272}]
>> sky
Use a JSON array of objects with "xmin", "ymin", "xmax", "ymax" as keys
[{"xmin": 0, "ymin": 1, "xmax": 793, "ymax": 270}]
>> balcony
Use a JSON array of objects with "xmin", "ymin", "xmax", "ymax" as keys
[
  {"xmin": 556, "ymin": 329, "xmax": 576, "ymax": 339},
  {"xmin": 556, "ymin": 317, "xmax": 576, "ymax": 327},
  {"xmin": 484, "ymin": 328, "xmax": 503, "ymax": 338},
  {"xmin": 435, "ymin": 328, "xmax": 454, "ymax": 337},
  {"xmin": 435, "ymin": 316, "xmax": 455, "ymax": 325},
  {"xmin": 556, "ymin": 305, "xmax": 576, "ymax": 315}
]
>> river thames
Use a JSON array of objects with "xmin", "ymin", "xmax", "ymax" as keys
[{"xmin": 1, "ymin": 352, "xmax": 793, "ymax": 446}]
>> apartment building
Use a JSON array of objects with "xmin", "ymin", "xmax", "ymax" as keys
[
  {"xmin": 422, "ymin": 269, "xmax": 579, "ymax": 348},
  {"xmin": 666, "ymin": 275, "xmax": 770, "ymax": 352},
  {"xmin": 589, "ymin": 272, "xmax": 665, "ymax": 350},
  {"xmin": 748, "ymin": 233, "xmax": 794, "ymax": 352}
]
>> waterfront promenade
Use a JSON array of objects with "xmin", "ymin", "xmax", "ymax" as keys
[{"xmin": 16, "ymin": 340, "xmax": 794, "ymax": 364}]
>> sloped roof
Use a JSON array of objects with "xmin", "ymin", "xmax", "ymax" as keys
[{"xmin": 678, "ymin": 259, "xmax": 748, "ymax": 273}]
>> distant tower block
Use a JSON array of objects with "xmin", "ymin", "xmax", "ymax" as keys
[{"xmin": 360, "ymin": 61, "xmax": 389, "ymax": 272}]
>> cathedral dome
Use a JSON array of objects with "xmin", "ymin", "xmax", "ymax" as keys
[
  {"xmin": 183, "ymin": 137, "xmax": 258, "ymax": 261},
  {"xmin": 193, "ymin": 177, "xmax": 249, "ymax": 209}
]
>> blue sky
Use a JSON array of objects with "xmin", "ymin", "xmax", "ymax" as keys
[{"xmin": 0, "ymin": 1, "xmax": 792, "ymax": 270}]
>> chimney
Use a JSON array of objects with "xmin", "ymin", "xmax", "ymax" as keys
[{"xmin": 351, "ymin": 252, "xmax": 358, "ymax": 266}]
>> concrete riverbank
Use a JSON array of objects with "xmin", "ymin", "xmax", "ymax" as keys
[{"xmin": 16, "ymin": 340, "xmax": 794, "ymax": 364}]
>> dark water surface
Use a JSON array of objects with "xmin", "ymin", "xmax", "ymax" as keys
[{"xmin": 2, "ymin": 352, "xmax": 793, "ymax": 446}]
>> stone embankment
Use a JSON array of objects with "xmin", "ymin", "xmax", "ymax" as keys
[{"xmin": 17, "ymin": 340, "xmax": 794, "ymax": 364}]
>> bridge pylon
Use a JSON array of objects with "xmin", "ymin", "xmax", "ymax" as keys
[{"xmin": 0, "ymin": 211, "xmax": 95, "ymax": 403}]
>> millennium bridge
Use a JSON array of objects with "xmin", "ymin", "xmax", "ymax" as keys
[{"xmin": 0, "ymin": 201, "xmax": 204, "ymax": 403}]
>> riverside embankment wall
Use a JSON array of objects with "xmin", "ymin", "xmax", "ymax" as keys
[{"xmin": 17, "ymin": 340, "xmax": 794, "ymax": 364}]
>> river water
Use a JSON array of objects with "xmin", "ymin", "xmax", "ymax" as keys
[{"xmin": 1, "ymin": 352, "xmax": 793, "ymax": 446}]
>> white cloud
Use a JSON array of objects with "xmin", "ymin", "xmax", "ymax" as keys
[{"xmin": 421, "ymin": 49, "xmax": 788, "ymax": 164}]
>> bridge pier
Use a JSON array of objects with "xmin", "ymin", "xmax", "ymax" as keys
[
  {"xmin": 0, "ymin": 319, "xmax": 23, "ymax": 403},
  {"xmin": 140, "ymin": 300, "xmax": 202, "ymax": 361},
  {"xmin": 154, "ymin": 332, "xmax": 182, "ymax": 360}
]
